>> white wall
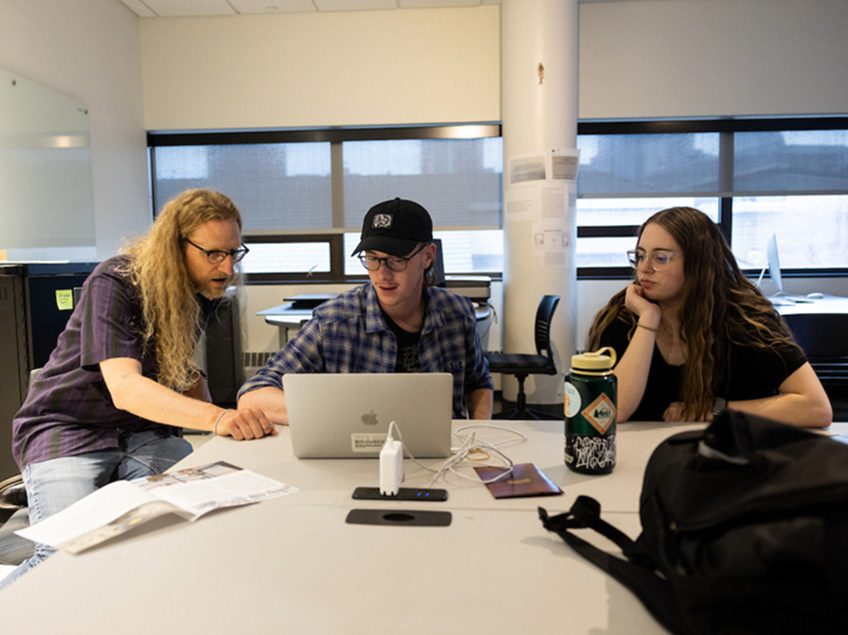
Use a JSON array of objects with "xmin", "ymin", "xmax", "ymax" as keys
[
  {"xmin": 140, "ymin": 7, "xmax": 500, "ymax": 130},
  {"xmin": 580, "ymin": 0, "xmax": 848, "ymax": 119},
  {"xmin": 0, "ymin": 0, "xmax": 150, "ymax": 260},
  {"xmin": 140, "ymin": 0, "xmax": 848, "ymax": 130}
]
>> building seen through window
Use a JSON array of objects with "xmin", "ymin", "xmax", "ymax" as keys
[{"xmin": 149, "ymin": 120, "xmax": 848, "ymax": 278}]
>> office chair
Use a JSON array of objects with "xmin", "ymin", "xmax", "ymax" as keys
[
  {"xmin": 0, "ymin": 368, "xmax": 40, "ymax": 566},
  {"xmin": 0, "ymin": 476, "xmax": 31, "ymax": 566},
  {"xmin": 486, "ymin": 295, "xmax": 560, "ymax": 420}
]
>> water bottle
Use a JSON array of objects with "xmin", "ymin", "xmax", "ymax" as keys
[{"xmin": 563, "ymin": 347, "xmax": 617, "ymax": 474}]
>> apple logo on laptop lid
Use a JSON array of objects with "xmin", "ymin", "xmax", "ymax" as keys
[{"xmin": 361, "ymin": 410, "xmax": 379, "ymax": 426}]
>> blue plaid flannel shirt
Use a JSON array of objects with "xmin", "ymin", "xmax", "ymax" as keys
[{"xmin": 239, "ymin": 283, "xmax": 493, "ymax": 418}]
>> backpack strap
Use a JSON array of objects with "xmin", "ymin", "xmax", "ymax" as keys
[
  {"xmin": 539, "ymin": 496, "xmax": 687, "ymax": 634},
  {"xmin": 540, "ymin": 495, "xmax": 644, "ymax": 559}
]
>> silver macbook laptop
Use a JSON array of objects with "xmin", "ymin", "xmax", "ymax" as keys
[{"xmin": 284, "ymin": 373, "xmax": 454, "ymax": 458}]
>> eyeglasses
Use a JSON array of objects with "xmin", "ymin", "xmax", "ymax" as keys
[
  {"xmin": 183, "ymin": 237, "xmax": 249, "ymax": 264},
  {"xmin": 626, "ymin": 249, "xmax": 677, "ymax": 270},
  {"xmin": 359, "ymin": 243, "xmax": 427, "ymax": 272}
]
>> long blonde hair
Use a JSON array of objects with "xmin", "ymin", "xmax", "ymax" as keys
[
  {"xmin": 121, "ymin": 189, "xmax": 242, "ymax": 392},
  {"xmin": 587, "ymin": 206, "xmax": 801, "ymax": 419}
]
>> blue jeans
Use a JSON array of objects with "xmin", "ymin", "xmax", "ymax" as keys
[{"xmin": 0, "ymin": 429, "xmax": 191, "ymax": 590}]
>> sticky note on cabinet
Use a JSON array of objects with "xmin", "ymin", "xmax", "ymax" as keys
[{"xmin": 55, "ymin": 289, "xmax": 74, "ymax": 311}]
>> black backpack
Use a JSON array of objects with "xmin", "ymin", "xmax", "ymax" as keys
[{"xmin": 539, "ymin": 411, "xmax": 848, "ymax": 634}]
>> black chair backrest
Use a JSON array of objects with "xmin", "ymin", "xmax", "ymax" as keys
[
  {"xmin": 782, "ymin": 313, "xmax": 848, "ymax": 359},
  {"xmin": 534, "ymin": 295, "xmax": 560, "ymax": 358}
]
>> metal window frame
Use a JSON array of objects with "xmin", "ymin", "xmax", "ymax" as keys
[
  {"xmin": 147, "ymin": 117, "xmax": 848, "ymax": 281},
  {"xmin": 575, "ymin": 116, "xmax": 848, "ymax": 279}
]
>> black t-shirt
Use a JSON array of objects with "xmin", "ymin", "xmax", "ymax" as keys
[
  {"xmin": 383, "ymin": 313, "xmax": 422, "ymax": 373},
  {"xmin": 598, "ymin": 317, "xmax": 807, "ymax": 421}
]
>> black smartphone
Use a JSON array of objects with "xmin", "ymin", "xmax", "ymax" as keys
[{"xmin": 351, "ymin": 486, "xmax": 448, "ymax": 502}]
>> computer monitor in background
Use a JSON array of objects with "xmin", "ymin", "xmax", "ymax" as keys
[
  {"xmin": 431, "ymin": 238, "xmax": 446, "ymax": 287},
  {"xmin": 766, "ymin": 233, "xmax": 784, "ymax": 296},
  {"xmin": 759, "ymin": 234, "xmax": 817, "ymax": 305}
]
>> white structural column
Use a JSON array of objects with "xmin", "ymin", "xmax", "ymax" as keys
[{"xmin": 500, "ymin": 0, "xmax": 579, "ymax": 406}]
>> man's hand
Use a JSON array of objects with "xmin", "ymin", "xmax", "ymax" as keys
[{"xmin": 215, "ymin": 407, "xmax": 277, "ymax": 440}]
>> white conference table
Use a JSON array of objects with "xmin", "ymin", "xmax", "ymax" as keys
[{"xmin": 2, "ymin": 420, "xmax": 845, "ymax": 634}]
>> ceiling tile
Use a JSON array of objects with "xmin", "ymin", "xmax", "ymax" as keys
[
  {"xmin": 399, "ymin": 0, "xmax": 482, "ymax": 8},
  {"xmin": 313, "ymin": 0, "xmax": 398, "ymax": 12},
  {"xmin": 141, "ymin": 0, "xmax": 238, "ymax": 17},
  {"xmin": 230, "ymin": 0, "xmax": 318, "ymax": 13}
]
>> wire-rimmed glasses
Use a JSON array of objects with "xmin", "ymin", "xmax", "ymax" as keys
[
  {"xmin": 183, "ymin": 237, "xmax": 249, "ymax": 264},
  {"xmin": 626, "ymin": 248, "xmax": 677, "ymax": 270}
]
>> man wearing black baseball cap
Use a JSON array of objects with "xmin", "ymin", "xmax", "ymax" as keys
[{"xmin": 239, "ymin": 197, "xmax": 493, "ymax": 421}]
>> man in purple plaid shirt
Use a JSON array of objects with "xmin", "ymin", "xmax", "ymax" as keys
[
  {"xmin": 238, "ymin": 198, "xmax": 494, "ymax": 422},
  {"xmin": 2, "ymin": 189, "xmax": 273, "ymax": 590}
]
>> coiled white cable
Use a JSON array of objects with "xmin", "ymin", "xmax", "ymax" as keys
[{"xmin": 389, "ymin": 421, "xmax": 527, "ymax": 487}]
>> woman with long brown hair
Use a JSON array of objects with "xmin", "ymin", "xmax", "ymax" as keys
[{"xmin": 587, "ymin": 206, "xmax": 831, "ymax": 426}]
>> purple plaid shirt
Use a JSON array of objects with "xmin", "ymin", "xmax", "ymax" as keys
[
  {"xmin": 13, "ymin": 256, "xmax": 174, "ymax": 469},
  {"xmin": 238, "ymin": 284, "xmax": 493, "ymax": 418}
]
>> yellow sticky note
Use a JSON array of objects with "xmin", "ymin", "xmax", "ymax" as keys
[{"xmin": 56, "ymin": 289, "xmax": 74, "ymax": 311}]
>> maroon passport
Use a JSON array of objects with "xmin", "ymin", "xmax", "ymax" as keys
[{"xmin": 473, "ymin": 463, "xmax": 563, "ymax": 499}]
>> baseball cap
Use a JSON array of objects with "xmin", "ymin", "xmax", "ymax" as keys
[{"xmin": 350, "ymin": 198, "xmax": 433, "ymax": 257}]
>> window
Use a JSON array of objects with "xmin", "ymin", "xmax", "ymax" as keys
[
  {"xmin": 149, "ymin": 126, "xmax": 502, "ymax": 280},
  {"xmin": 342, "ymin": 137, "xmax": 502, "ymax": 229},
  {"xmin": 148, "ymin": 118, "xmax": 848, "ymax": 281},
  {"xmin": 731, "ymin": 129, "xmax": 848, "ymax": 271},
  {"xmin": 732, "ymin": 195, "xmax": 848, "ymax": 270},
  {"xmin": 575, "ymin": 119, "xmax": 848, "ymax": 276},
  {"xmin": 151, "ymin": 142, "xmax": 332, "ymax": 232},
  {"xmin": 576, "ymin": 197, "xmax": 720, "ymax": 268},
  {"xmin": 342, "ymin": 229, "xmax": 504, "ymax": 276}
]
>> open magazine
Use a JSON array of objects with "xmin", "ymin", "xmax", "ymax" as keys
[{"xmin": 16, "ymin": 461, "xmax": 297, "ymax": 554}]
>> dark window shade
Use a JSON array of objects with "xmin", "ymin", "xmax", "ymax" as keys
[
  {"xmin": 152, "ymin": 143, "xmax": 332, "ymax": 231},
  {"xmin": 342, "ymin": 138, "xmax": 502, "ymax": 229}
]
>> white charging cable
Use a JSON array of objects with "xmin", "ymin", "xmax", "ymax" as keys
[{"xmin": 390, "ymin": 421, "xmax": 527, "ymax": 488}]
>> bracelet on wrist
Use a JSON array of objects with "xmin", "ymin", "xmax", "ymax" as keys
[
  {"xmin": 637, "ymin": 322, "xmax": 658, "ymax": 333},
  {"xmin": 212, "ymin": 409, "xmax": 233, "ymax": 436}
]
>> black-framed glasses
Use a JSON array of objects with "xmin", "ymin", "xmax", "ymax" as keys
[
  {"xmin": 359, "ymin": 243, "xmax": 427, "ymax": 272},
  {"xmin": 183, "ymin": 236, "xmax": 249, "ymax": 264},
  {"xmin": 626, "ymin": 248, "xmax": 677, "ymax": 270}
]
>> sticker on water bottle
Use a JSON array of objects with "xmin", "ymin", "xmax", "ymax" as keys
[
  {"xmin": 563, "ymin": 382, "xmax": 581, "ymax": 418},
  {"xmin": 582, "ymin": 393, "xmax": 616, "ymax": 434}
]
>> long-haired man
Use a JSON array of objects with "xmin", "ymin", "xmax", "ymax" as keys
[{"xmin": 3, "ymin": 189, "xmax": 273, "ymax": 588}]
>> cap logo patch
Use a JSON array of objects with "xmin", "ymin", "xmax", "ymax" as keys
[{"xmin": 372, "ymin": 213, "xmax": 393, "ymax": 229}]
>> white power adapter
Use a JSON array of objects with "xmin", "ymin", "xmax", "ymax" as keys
[{"xmin": 379, "ymin": 435, "xmax": 404, "ymax": 496}]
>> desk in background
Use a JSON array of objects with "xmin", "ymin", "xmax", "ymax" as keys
[
  {"xmin": 775, "ymin": 294, "xmax": 848, "ymax": 418},
  {"xmin": 260, "ymin": 280, "xmax": 495, "ymax": 348}
]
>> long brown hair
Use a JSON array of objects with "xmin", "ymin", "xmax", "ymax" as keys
[
  {"xmin": 587, "ymin": 206, "xmax": 801, "ymax": 419},
  {"xmin": 120, "ymin": 189, "xmax": 242, "ymax": 392}
]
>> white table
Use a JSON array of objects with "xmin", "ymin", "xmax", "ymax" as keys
[
  {"xmin": 2, "ymin": 421, "xmax": 844, "ymax": 634},
  {"xmin": 773, "ymin": 293, "xmax": 848, "ymax": 316}
]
